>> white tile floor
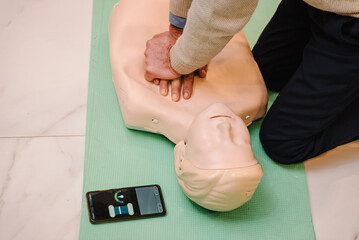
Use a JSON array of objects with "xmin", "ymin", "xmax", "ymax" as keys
[
  {"xmin": 0, "ymin": 0, "xmax": 91, "ymax": 239},
  {"xmin": 0, "ymin": 1, "xmax": 358, "ymax": 239}
]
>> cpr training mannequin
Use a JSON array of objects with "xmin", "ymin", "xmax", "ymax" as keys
[{"xmin": 109, "ymin": 0, "xmax": 267, "ymax": 211}]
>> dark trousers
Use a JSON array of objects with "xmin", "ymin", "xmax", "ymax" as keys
[{"xmin": 252, "ymin": 0, "xmax": 359, "ymax": 164}]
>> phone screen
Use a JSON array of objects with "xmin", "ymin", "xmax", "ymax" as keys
[{"xmin": 86, "ymin": 185, "xmax": 166, "ymax": 223}]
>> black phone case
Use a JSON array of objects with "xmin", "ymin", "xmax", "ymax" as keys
[{"xmin": 86, "ymin": 184, "xmax": 166, "ymax": 224}]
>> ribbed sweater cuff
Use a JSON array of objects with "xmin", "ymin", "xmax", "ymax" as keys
[
  {"xmin": 170, "ymin": 45, "xmax": 196, "ymax": 75},
  {"xmin": 170, "ymin": 0, "xmax": 193, "ymax": 18}
]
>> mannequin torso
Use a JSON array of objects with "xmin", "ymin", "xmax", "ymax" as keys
[{"xmin": 109, "ymin": 0, "xmax": 268, "ymax": 144}]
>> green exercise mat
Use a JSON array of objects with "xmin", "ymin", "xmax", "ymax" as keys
[{"xmin": 79, "ymin": 0, "xmax": 315, "ymax": 239}]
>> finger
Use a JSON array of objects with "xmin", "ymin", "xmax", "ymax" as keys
[
  {"xmin": 153, "ymin": 79, "xmax": 160, "ymax": 85},
  {"xmin": 195, "ymin": 65, "xmax": 208, "ymax": 78},
  {"xmin": 144, "ymin": 71, "xmax": 153, "ymax": 82},
  {"xmin": 171, "ymin": 78, "xmax": 181, "ymax": 102},
  {"xmin": 182, "ymin": 73, "xmax": 194, "ymax": 99},
  {"xmin": 159, "ymin": 80, "xmax": 168, "ymax": 96}
]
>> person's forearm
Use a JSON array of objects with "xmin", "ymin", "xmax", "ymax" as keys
[{"xmin": 170, "ymin": 0, "xmax": 259, "ymax": 75}]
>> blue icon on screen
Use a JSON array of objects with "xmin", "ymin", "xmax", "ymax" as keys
[{"xmin": 108, "ymin": 203, "xmax": 134, "ymax": 218}]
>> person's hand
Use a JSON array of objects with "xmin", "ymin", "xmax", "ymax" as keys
[
  {"xmin": 144, "ymin": 24, "xmax": 207, "ymax": 101},
  {"xmin": 144, "ymin": 25, "xmax": 183, "ymax": 82},
  {"xmin": 158, "ymin": 65, "xmax": 207, "ymax": 101}
]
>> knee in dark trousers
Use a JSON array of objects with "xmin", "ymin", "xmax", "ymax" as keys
[{"xmin": 259, "ymin": 118, "xmax": 309, "ymax": 165}]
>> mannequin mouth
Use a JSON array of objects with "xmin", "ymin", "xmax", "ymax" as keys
[{"xmin": 209, "ymin": 115, "xmax": 232, "ymax": 119}]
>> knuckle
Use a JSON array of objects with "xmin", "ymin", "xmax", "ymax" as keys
[
  {"xmin": 183, "ymin": 86, "xmax": 191, "ymax": 92},
  {"xmin": 183, "ymin": 75, "xmax": 194, "ymax": 82},
  {"xmin": 172, "ymin": 84, "xmax": 180, "ymax": 92}
]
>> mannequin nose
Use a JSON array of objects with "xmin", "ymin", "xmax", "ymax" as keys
[
  {"xmin": 216, "ymin": 122, "xmax": 234, "ymax": 143},
  {"xmin": 217, "ymin": 122, "xmax": 232, "ymax": 137}
]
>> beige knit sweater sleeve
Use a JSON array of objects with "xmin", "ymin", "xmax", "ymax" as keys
[
  {"xmin": 170, "ymin": 0, "xmax": 193, "ymax": 18},
  {"xmin": 170, "ymin": 0, "xmax": 259, "ymax": 74}
]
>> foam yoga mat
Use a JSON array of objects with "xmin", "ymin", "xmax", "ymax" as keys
[{"xmin": 79, "ymin": 0, "xmax": 315, "ymax": 239}]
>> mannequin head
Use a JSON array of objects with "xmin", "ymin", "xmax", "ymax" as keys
[{"xmin": 174, "ymin": 103, "xmax": 263, "ymax": 211}]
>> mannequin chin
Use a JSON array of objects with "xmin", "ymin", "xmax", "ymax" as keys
[
  {"xmin": 109, "ymin": 0, "xmax": 267, "ymax": 212},
  {"xmin": 174, "ymin": 104, "xmax": 263, "ymax": 211}
]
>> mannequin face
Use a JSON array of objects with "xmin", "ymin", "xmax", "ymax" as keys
[{"xmin": 185, "ymin": 103, "xmax": 258, "ymax": 169}]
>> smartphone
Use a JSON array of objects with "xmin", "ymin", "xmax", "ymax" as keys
[{"xmin": 86, "ymin": 184, "xmax": 166, "ymax": 223}]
